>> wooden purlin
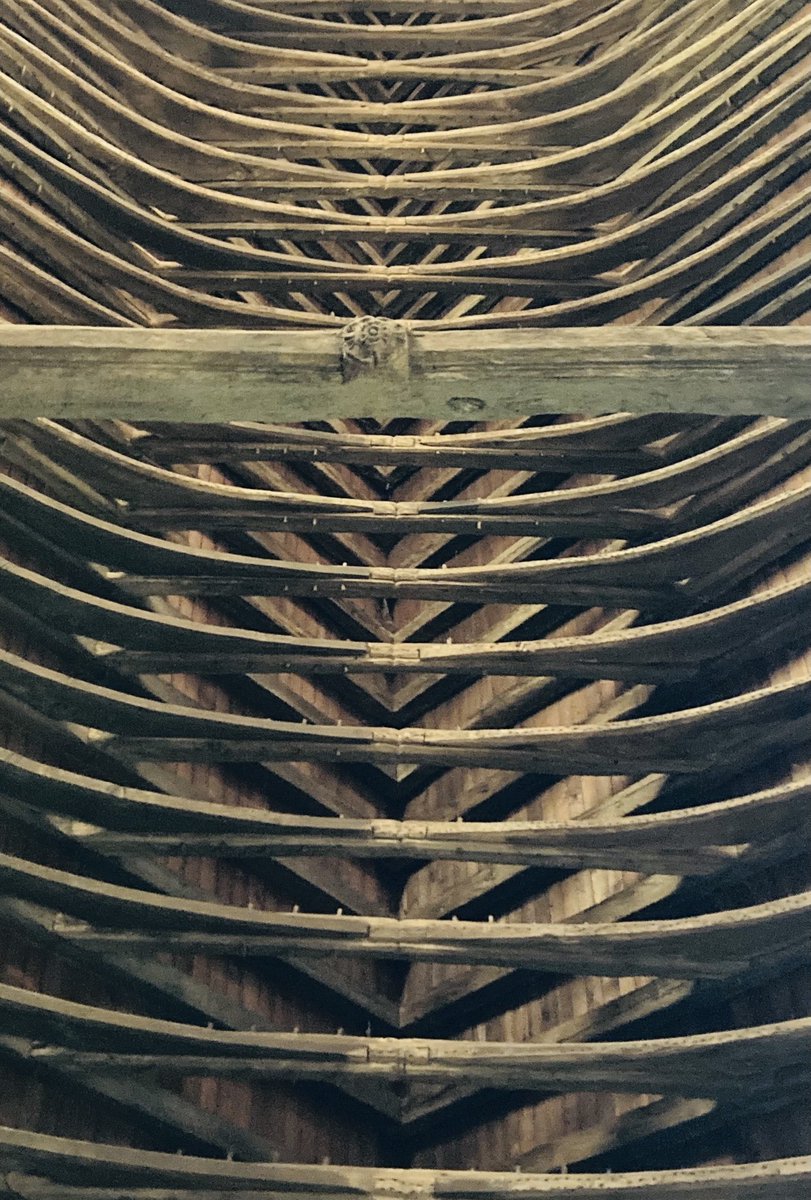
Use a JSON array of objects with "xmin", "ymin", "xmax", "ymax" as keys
[
  {"xmin": 4, "ymin": 848, "xmax": 811, "ymax": 978},
  {"xmin": 1, "ymin": 645, "xmax": 810, "ymax": 773},
  {"xmin": 2, "ymin": 461, "xmax": 811, "ymax": 608},
  {"xmin": 1, "ymin": 328, "xmax": 811, "ymax": 422},
  {"xmin": 11, "ymin": 416, "xmax": 805, "ymax": 537},
  {"xmin": 1, "ymin": 740, "xmax": 808, "ymax": 872}
]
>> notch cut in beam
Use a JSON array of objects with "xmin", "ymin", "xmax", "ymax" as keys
[{"xmin": 0, "ymin": 326, "xmax": 809, "ymax": 420}]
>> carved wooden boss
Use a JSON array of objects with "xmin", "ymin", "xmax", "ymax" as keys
[{"xmin": 340, "ymin": 317, "xmax": 411, "ymax": 383}]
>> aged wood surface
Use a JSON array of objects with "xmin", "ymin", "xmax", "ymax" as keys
[
  {"xmin": 0, "ymin": 427, "xmax": 806, "ymax": 1166},
  {"xmin": 1, "ymin": 469, "xmax": 810, "ymax": 608},
  {"xmin": 1, "ymin": 982, "xmax": 809, "ymax": 1097},
  {"xmin": 2, "ymin": 852, "xmax": 811, "ymax": 978},
  {"xmin": 0, "ymin": 552, "xmax": 795, "ymax": 680},
  {"xmin": 1, "ymin": 0, "xmax": 811, "ymax": 1176},
  {"xmin": 2, "ymin": 0, "xmax": 811, "ymax": 333},
  {"xmin": 0, "ymin": 645, "xmax": 808, "ymax": 773},
  {"xmin": 3, "ymin": 749, "xmax": 807, "ymax": 877},
  {"xmin": 0, "ymin": 1130, "xmax": 810, "ymax": 1198},
  {"xmin": 0, "ymin": 329, "xmax": 809, "ymax": 418},
  {"xmin": 133, "ymin": 414, "xmax": 695, "ymax": 471},
  {"xmin": 10, "ymin": 417, "xmax": 806, "ymax": 538}
]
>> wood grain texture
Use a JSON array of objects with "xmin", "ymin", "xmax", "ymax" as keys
[
  {"xmin": 3, "ymin": 745, "xmax": 808, "ymax": 874},
  {"xmin": 2, "ymin": 982, "xmax": 810, "ymax": 1097},
  {"xmin": 0, "ymin": 329, "xmax": 810, "ymax": 418},
  {"xmin": 0, "ymin": 1129, "xmax": 810, "ymax": 1198},
  {"xmin": 1, "ymin": 0, "xmax": 810, "ymax": 1175},
  {"xmin": 1, "ymin": 0, "xmax": 810, "ymax": 331},
  {"xmin": 2, "ymin": 851, "xmax": 811, "ymax": 978},
  {"xmin": 2, "ymin": 466, "xmax": 810, "ymax": 606}
]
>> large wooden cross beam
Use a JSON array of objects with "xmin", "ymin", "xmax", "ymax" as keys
[{"xmin": 1, "ymin": 325, "xmax": 808, "ymax": 420}]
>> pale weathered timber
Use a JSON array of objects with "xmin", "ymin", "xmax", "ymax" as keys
[
  {"xmin": 1, "ymin": 982, "xmax": 810, "ymax": 1097},
  {"xmin": 3, "ymin": 42, "xmax": 803, "ymax": 209},
  {"xmin": 2, "ymin": 470, "xmax": 810, "ymax": 609},
  {"xmin": 0, "ymin": 328, "xmax": 809, "ymax": 419},
  {"xmin": 4, "ymin": 2, "xmax": 803, "ymax": 167},
  {"xmin": 4, "ymin": 1, "xmax": 800, "ymax": 165},
  {"xmin": 0, "ymin": 1128, "xmax": 810, "ymax": 1199},
  {"xmin": 0, "ymin": 646, "xmax": 808, "ymax": 773},
  {"xmin": 2, "ymin": 0, "xmax": 810, "ymax": 329},
  {"xmin": 2, "ymin": 552, "xmax": 805, "ymax": 682},
  {"xmin": 12, "ymin": 417, "xmax": 804, "ymax": 538},
  {"xmin": 2, "ymin": 852, "xmax": 811, "ymax": 977},
  {"xmin": 128, "ymin": 0, "xmax": 665, "ymax": 53},
  {"xmin": 0, "ymin": 682, "xmax": 402, "ymax": 1035},
  {"xmin": 2, "ymin": 0, "xmax": 811, "ymax": 1176},
  {"xmin": 1, "ymin": 745, "xmax": 807, "ymax": 869},
  {"xmin": 129, "ymin": 414, "xmax": 692, "ymax": 472}
]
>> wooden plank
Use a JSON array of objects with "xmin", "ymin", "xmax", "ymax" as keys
[
  {"xmin": 0, "ymin": 328, "xmax": 809, "ymax": 420},
  {"xmin": 2, "ymin": 852, "xmax": 811, "ymax": 979},
  {"xmin": 0, "ymin": 1129, "xmax": 809, "ymax": 1198},
  {"xmin": 2, "ymin": 982, "xmax": 810, "ymax": 1097},
  {"xmin": 0, "ymin": 551, "xmax": 806, "ymax": 684},
  {"xmin": 0, "ymin": 646, "xmax": 808, "ymax": 775},
  {"xmin": 1, "ymin": 746, "xmax": 806, "ymax": 870}
]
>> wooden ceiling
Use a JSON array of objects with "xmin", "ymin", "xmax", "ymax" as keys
[
  {"xmin": 0, "ymin": 407, "xmax": 809, "ymax": 1191},
  {"xmin": 0, "ymin": 0, "xmax": 810, "ymax": 326},
  {"xmin": 0, "ymin": 0, "xmax": 810, "ymax": 1196}
]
